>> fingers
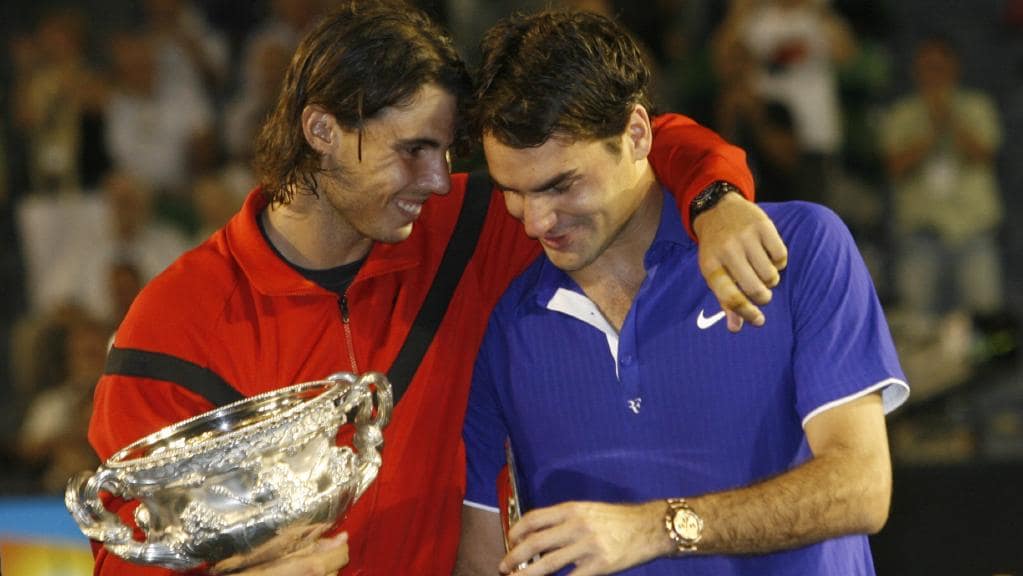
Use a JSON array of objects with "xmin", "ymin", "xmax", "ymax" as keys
[
  {"xmin": 286, "ymin": 533, "xmax": 349, "ymax": 576},
  {"xmin": 504, "ymin": 507, "xmax": 563, "ymax": 562},
  {"xmin": 705, "ymin": 265, "xmax": 764, "ymax": 328},
  {"xmin": 313, "ymin": 532, "xmax": 351, "ymax": 575},
  {"xmin": 502, "ymin": 504, "xmax": 592, "ymax": 575},
  {"xmin": 744, "ymin": 239, "xmax": 783, "ymax": 290},
  {"xmin": 506, "ymin": 506, "xmax": 556, "ymax": 545},
  {"xmin": 701, "ymin": 223, "xmax": 788, "ymax": 329},
  {"xmin": 501, "ymin": 501, "xmax": 664, "ymax": 576},
  {"xmin": 501, "ymin": 520, "xmax": 575, "ymax": 575},
  {"xmin": 705, "ymin": 267, "xmax": 751, "ymax": 310},
  {"xmin": 727, "ymin": 295, "xmax": 763, "ymax": 329},
  {"xmin": 759, "ymin": 220, "xmax": 789, "ymax": 271},
  {"xmin": 237, "ymin": 533, "xmax": 349, "ymax": 576},
  {"xmin": 508, "ymin": 544, "xmax": 578, "ymax": 576},
  {"xmin": 725, "ymin": 310, "xmax": 745, "ymax": 333},
  {"xmin": 693, "ymin": 193, "xmax": 790, "ymax": 330},
  {"xmin": 715, "ymin": 239, "xmax": 777, "ymax": 305}
]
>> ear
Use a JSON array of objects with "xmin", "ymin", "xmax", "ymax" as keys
[
  {"xmin": 625, "ymin": 104, "xmax": 653, "ymax": 161},
  {"xmin": 301, "ymin": 105, "xmax": 337, "ymax": 154}
]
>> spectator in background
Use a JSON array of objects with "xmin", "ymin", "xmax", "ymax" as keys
[
  {"xmin": 104, "ymin": 30, "xmax": 215, "ymax": 199},
  {"xmin": 880, "ymin": 36, "xmax": 1004, "ymax": 323},
  {"xmin": 224, "ymin": 33, "xmax": 293, "ymax": 165},
  {"xmin": 222, "ymin": 1, "xmax": 324, "ymax": 201},
  {"xmin": 190, "ymin": 171, "xmax": 244, "ymax": 244},
  {"xmin": 142, "ymin": 0, "xmax": 230, "ymax": 94},
  {"xmin": 443, "ymin": 0, "xmax": 547, "ymax": 67},
  {"xmin": 99, "ymin": 171, "xmax": 192, "ymax": 300},
  {"xmin": 16, "ymin": 304, "xmax": 108, "ymax": 493},
  {"xmin": 25, "ymin": 170, "xmax": 190, "ymax": 324},
  {"xmin": 9, "ymin": 171, "xmax": 186, "ymax": 468},
  {"xmin": 713, "ymin": 0, "xmax": 858, "ymax": 204},
  {"xmin": 10, "ymin": 170, "xmax": 182, "ymax": 443},
  {"xmin": 713, "ymin": 40, "xmax": 801, "ymax": 203},
  {"xmin": 879, "ymin": 35, "xmax": 1007, "ymax": 403},
  {"xmin": 108, "ymin": 259, "xmax": 144, "ymax": 328},
  {"xmin": 10, "ymin": 7, "xmax": 109, "ymax": 193},
  {"xmin": 240, "ymin": 0, "xmax": 323, "ymax": 61},
  {"xmin": 0, "ymin": 117, "xmax": 7, "ymax": 205}
]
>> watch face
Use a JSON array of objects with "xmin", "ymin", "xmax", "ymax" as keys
[{"xmin": 673, "ymin": 509, "xmax": 702, "ymax": 541}]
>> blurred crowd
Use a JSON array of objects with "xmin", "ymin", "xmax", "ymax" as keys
[{"xmin": 0, "ymin": 0, "xmax": 1019, "ymax": 494}]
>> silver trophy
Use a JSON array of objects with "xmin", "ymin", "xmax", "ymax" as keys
[{"xmin": 65, "ymin": 371, "xmax": 392, "ymax": 574}]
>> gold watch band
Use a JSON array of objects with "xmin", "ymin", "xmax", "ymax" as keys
[{"xmin": 664, "ymin": 498, "xmax": 703, "ymax": 554}]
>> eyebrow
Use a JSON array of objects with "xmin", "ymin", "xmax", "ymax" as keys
[
  {"xmin": 491, "ymin": 169, "xmax": 578, "ymax": 194},
  {"xmin": 394, "ymin": 137, "xmax": 444, "ymax": 150}
]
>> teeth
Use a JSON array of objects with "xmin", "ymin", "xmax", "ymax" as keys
[{"xmin": 395, "ymin": 199, "xmax": 422, "ymax": 217}]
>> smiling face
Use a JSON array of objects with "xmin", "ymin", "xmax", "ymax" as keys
[
  {"xmin": 483, "ymin": 107, "xmax": 658, "ymax": 275},
  {"xmin": 313, "ymin": 83, "xmax": 457, "ymax": 244}
]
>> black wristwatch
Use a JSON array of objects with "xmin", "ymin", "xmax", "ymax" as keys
[{"xmin": 689, "ymin": 180, "xmax": 742, "ymax": 228}]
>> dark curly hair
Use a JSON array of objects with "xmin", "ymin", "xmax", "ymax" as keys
[
  {"xmin": 472, "ymin": 10, "xmax": 655, "ymax": 152},
  {"xmin": 253, "ymin": 0, "xmax": 471, "ymax": 205}
]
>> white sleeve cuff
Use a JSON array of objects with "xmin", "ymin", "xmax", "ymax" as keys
[
  {"xmin": 463, "ymin": 499, "xmax": 501, "ymax": 514},
  {"xmin": 802, "ymin": 377, "xmax": 911, "ymax": 428}
]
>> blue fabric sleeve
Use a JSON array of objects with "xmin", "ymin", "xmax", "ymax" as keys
[
  {"xmin": 462, "ymin": 317, "xmax": 511, "ymax": 509},
  {"xmin": 778, "ymin": 203, "xmax": 908, "ymax": 422}
]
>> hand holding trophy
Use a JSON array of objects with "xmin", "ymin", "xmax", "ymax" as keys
[
  {"xmin": 499, "ymin": 439, "xmax": 536, "ymax": 572},
  {"xmin": 65, "ymin": 372, "xmax": 392, "ymax": 574}
]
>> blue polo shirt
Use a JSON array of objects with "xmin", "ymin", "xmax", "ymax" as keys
[{"xmin": 463, "ymin": 193, "xmax": 909, "ymax": 575}]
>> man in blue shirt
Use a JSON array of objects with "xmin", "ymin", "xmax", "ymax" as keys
[{"xmin": 456, "ymin": 10, "xmax": 909, "ymax": 576}]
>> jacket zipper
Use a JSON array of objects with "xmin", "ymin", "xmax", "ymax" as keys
[{"xmin": 339, "ymin": 295, "xmax": 359, "ymax": 373}]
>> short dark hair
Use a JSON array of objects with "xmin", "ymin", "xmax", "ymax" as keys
[
  {"xmin": 917, "ymin": 32, "xmax": 959, "ymax": 60},
  {"xmin": 254, "ymin": 0, "xmax": 471, "ymax": 205},
  {"xmin": 472, "ymin": 10, "xmax": 655, "ymax": 150}
]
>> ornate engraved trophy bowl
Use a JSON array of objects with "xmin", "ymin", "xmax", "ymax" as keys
[{"xmin": 65, "ymin": 371, "xmax": 392, "ymax": 574}]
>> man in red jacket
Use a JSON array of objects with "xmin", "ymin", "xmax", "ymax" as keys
[{"xmin": 87, "ymin": 3, "xmax": 786, "ymax": 575}]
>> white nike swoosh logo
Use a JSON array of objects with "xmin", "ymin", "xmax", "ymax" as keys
[{"xmin": 696, "ymin": 309, "xmax": 726, "ymax": 330}]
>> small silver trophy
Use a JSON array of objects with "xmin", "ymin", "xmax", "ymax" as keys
[
  {"xmin": 501, "ymin": 438, "xmax": 524, "ymax": 550},
  {"xmin": 502, "ymin": 438, "xmax": 535, "ymax": 570},
  {"xmin": 65, "ymin": 371, "xmax": 392, "ymax": 574}
]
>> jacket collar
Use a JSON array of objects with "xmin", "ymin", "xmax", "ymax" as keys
[{"xmin": 226, "ymin": 189, "xmax": 433, "ymax": 296}]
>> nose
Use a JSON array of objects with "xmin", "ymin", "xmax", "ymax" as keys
[
  {"xmin": 521, "ymin": 194, "xmax": 557, "ymax": 238},
  {"xmin": 420, "ymin": 152, "xmax": 451, "ymax": 197}
]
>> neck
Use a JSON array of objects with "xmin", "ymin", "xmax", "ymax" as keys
[
  {"xmin": 263, "ymin": 187, "xmax": 373, "ymax": 269},
  {"xmin": 571, "ymin": 167, "xmax": 662, "ymax": 289},
  {"xmin": 569, "ymin": 168, "xmax": 662, "ymax": 331}
]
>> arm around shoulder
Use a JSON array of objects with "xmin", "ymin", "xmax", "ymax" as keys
[
  {"xmin": 649, "ymin": 114, "xmax": 789, "ymax": 331},
  {"xmin": 648, "ymin": 113, "xmax": 755, "ymax": 222}
]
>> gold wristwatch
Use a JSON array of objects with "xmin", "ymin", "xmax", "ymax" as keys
[{"xmin": 664, "ymin": 498, "xmax": 703, "ymax": 554}]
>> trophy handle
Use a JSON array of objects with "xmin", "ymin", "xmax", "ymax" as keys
[
  {"xmin": 66, "ymin": 468, "xmax": 196, "ymax": 569},
  {"xmin": 327, "ymin": 371, "xmax": 392, "ymax": 498}
]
